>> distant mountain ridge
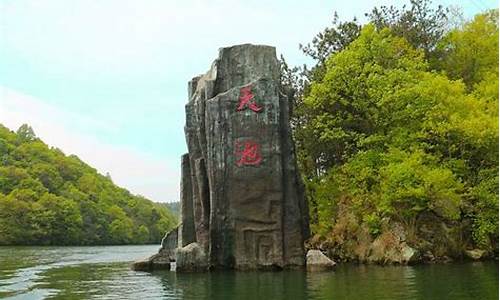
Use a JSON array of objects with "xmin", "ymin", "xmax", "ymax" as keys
[{"xmin": 163, "ymin": 201, "xmax": 179, "ymax": 218}]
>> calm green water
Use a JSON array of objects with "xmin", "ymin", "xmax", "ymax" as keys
[{"xmin": 0, "ymin": 245, "xmax": 497, "ymax": 300}]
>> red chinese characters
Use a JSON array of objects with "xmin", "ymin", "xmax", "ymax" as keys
[
  {"xmin": 236, "ymin": 86, "xmax": 263, "ymax": 113},
  {"xmin": 235, "ymin": 140, "xmax": 262, "ymax": 166},
  {"xmin": 235, "ymin": 85, "xmax": 264, "ymax": 167}
]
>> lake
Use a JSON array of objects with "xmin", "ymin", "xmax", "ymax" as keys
[{"xmin": 0, "ymin": 245, "xmax": 497, "ymax": 299}]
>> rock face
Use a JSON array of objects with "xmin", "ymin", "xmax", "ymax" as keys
[
  {"xmin": 176, "ymin": 243, "xmax": 209, "ymax": 272},
  {"xmin": 131, "ymin": 252, "xmax": 170, "ymax": 272},
  {"xmin": 306, "ymin": 250, "xmax": 336, "ymax": 272},
  {"xmin": 171, "ymin": 44, "xmax": 309, "ymax": 270},
  {"xmin": 465, "ymin": 249, "xmax": 487, "ymax": 260},
  {"xmin": 160, "ymin": 226, "xmax": 179, "ymax": 261},
  {"xmin": 366, "ymin": 223, "xmax": 419, "ymax": 264},
  {"xmin": 131, "ymin": 227, "xmax": 178, "ymax": 271}
]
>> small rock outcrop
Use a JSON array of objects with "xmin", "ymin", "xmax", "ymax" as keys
[
  {"xmin": 306, "ymin": 250, "xmax": 336, "ymax": 272},
  {"xmin": 176, "ymin": 243, "xmax": 209, "ymax": 272},
  {"xmin": 465, "ymin": 249, "xmax": 487, "ymax": 260},
  {"xmin": 131, "ymin": 227, "xmax": 178, "ymax": 271},
  {"xmin": 367, "ymin": 230, "xmax": 419, "ymax": 264},
  {"xmin": 160, "ymin": 225, "xmax": 179, "ymax": 261},
  {"xmin": 133, "ymin": 44, "xmax": 310, "ymax": 272},
  {"xmin": 131, "ymin": 252, "xmax": 171, "ymax": 271},
  {"xmin": 131, "ymin": 257, "xmax": 153, "ymax": 272}
]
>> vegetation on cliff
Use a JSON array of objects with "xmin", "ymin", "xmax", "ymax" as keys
[
  {"xmin": 0, "ymin": 124, "xmax": 177, "ymax": 245},
  {"xmin": 282, "ymin": 0, "xmax": 498, "ymax": 261}
]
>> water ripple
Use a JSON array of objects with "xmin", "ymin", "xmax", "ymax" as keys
[{"xmin": 0, "ymin": 246, "xmax": 498, "ymax": 300}]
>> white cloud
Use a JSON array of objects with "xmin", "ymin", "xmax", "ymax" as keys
[{"xmin": 0, "ymin": 86, "xmax": 179, "ymax": 202}]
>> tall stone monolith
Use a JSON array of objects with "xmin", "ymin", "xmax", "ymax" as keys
[{"xmin": 134, "ymin": 44, "xmax": 309, "ymax": 272}]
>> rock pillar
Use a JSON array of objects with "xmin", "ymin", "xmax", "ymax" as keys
[{"xmin": 141, "ymin": 44, "xmax": 309, "ymax": 271}]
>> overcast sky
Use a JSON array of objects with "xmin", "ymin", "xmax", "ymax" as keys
[{"xmin": 0, "ymin": 0, "xmax": 497, "ymax": 202}]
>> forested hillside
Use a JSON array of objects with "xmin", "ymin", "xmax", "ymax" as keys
[
  {"xmin": 0, "ymin": 124, "xmax": 177, "ymax": 245},
  {"xmin": 282, "ymin": 1, "xmax": 498, "ymax": 262}
]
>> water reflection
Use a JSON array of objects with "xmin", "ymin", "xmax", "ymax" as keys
[
  {"xmin": 305, "ymin": 265, "xmax": 420, "ymax": 300},
  {"xmin": 152, "ymin": 262, "xmax": 498, "ymax": 300},
  {"xmin": 157, "ymin": 270, "xmax": 308, "ymax": 300}
]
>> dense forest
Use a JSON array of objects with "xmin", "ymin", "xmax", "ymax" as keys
[
  {"xmin": 281, "ymin": 0, "xmax": 498, "ymax": 261},
  {"xmin": 0, "ymin": 124, "xmax": 177, "ymax": 245}
]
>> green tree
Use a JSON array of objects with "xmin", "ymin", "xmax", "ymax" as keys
[
  {"xmin": 367, "ymin": 0, "xmax": 449, "ymax": 57},
  {"xmin": 135, "ymin": 225, "xmax": 150, "ymax": 244},
  {"xmin": 299, "ymin": 25, "xmax": 426, "ymax": 173},
  {"xmin": 0, "ymin": 166, "xmax": 29, "ymax": 194},
  {"xmin": 30, "ymin": 163, "xmax": 64, "ymax": 193},
  {"xmin": 33, "ymin": 193, "xmax": 83, "ymax": 245},
  {"xmin": 15, "ymin": 124, "xmax": 36, "ymax": 144},
  {"xmin": 0, "ymin": 193, "xmax": 34, "ymax": 244},
  {"xmin": 436, "ymin": 9, "xmax": 499, "ymax": 89}
]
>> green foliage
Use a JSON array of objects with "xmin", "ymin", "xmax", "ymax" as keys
[
  {"xmin": 436, "ymin": 10, "xmax": 498, "ymax": 89},
  {"xmin": 15, "ymin": 124, "xmax": 36, "ymax": 144},
  {"xmin": 468, "ymin": 168, "xmax": 499, "ymax": 247},
  {"xmin": 379, "ymin": 149, "xmax": 462, "ymax": 221},
  {"xmin": 290, "ymin": 0, "xmax": 450, "ymax": 101},
  {"xmin": 293, "ymin": 8, "xmax": 498, "ymax": 252},
  {"xmin": 0, "ymin": 124, "xmax": 177, "ymax": 245}
]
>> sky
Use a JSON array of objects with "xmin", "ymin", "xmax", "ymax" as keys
[{"xmin": 0, "ymin": 0, "xmax": 497, "ymax": 203}]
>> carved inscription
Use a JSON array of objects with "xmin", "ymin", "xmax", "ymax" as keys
[
  {"xmin": 235, "ymin": 140, "xmax": 262, "ymax": 166},
  {"xmin": 236, "ymin": 85, "xmax": 262, "ymax": 112}
]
